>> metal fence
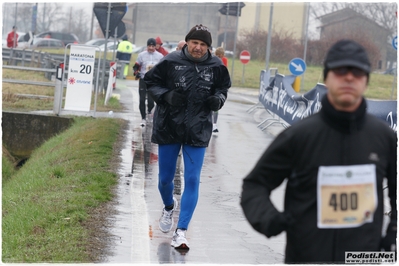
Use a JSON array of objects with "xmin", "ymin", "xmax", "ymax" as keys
[{"xmin": 2, "ymin": 47, "xmax": 114, "ymax": 90}]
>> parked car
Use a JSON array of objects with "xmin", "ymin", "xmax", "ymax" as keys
[
  {"xmin": 383, "ymin": 67, "xmax": 397, "ymax": 75},
  {"xmin": 85, "ymin": 38, "xmax": 108, "ymax": 46},
  {"xmin": 35, "ymin": 31, "xmax": 79, "ymax": 45},
  {"xmin": 28, "ymin": 38, "xmax": 65, "ymax": 49},
  {"xmin": 162, "ymin": 41, "xmax": 179, "ymax": 52},
  {"xmin": 133, "ymin": 46, "xmax": 145, "ymax": 53},
  {"xmin": 98, "ymin": 41, "xmax": 120, "ymax": 52}
]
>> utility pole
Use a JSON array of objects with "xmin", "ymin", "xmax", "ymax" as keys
[
  {"xmin": 69, "ymin": 6, "xmax": 72, "ymax": 32},
  {"xmin": 230, "ymin": 3, "xmax": 240, "ymax": 81},
  {"xmin": 14, "ymin": 3, "xmax": 17, "ymax": 27},
  {"xmin": 43, "ymin": 3, "xmax": 46, "ymax": 31},
  {"xmin": 265, "ymin": 3, "xmax": 274, "ymax": 71},
  {"xmin": 301, "ymin": 2, "xmax": 310, "ymax": 92},
  {"xmin": 223, "ymin": 3, "xmax": 229, "ymax": 49},
  {"xmin": 90, "ymin": 2, "xmax": 94, "ymax": 40},
  {"xmin": 186, "ymin": 3, "xmax": 191, "ymax": 33}
]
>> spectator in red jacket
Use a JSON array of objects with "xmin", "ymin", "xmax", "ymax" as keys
[
  {"xmin": 155, "ymin": 36, "xmax": 169, "ymax": 56},
  {"xmin": 215, "ymin": 47, "xmax": 228, "ymax": 67},
  {"xmin": 7, "ymin": 26, "xmax": 18, "ymax": 48}
]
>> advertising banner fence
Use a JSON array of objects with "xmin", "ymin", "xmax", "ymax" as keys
[{"xmin": 258, "ymin": 70, "xmax": 397, "ymax": 132}]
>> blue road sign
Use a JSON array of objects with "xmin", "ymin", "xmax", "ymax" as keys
[
  {"xmin": 392, "ymin": 36, "xmax": 397, "ymax": 50},
  {"xmin": 289, "ymin": 58, "xmax": 307, "ymax": 76}
]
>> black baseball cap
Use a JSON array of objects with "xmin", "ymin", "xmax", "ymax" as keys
[
  {"xmin": 147, "ymin": 38, "xmax": 156, "ymax": 46},
  {"xmin": 323, "ymin": 39, "xmax": 371, "ymax": 80}
]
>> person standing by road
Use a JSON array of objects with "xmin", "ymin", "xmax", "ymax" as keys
[
  {"xmin": 212, "ymin": 47, "xmax": 229, "ymax": 133},
  {"xmin": 240, "ymin": 39, "xmax": 397, "ymax": 263},
  {"xmin": 155, "ymin": 36, "xmax": 169, "ymax": 56},
  {"xmin": 144, "ymin": 24, "xmax": 231, "ymax": 250},
  {"xmin": 7, "ymin": 26, "xmax": 18, "ymax": 48},
  {"xmin": 116, "ymin": 35, "xmax": 134, "ymax": 79},
  {"xmin": 176, "ymin": 40, "xmax": 186, "ymax": 51},
  {"xmin": 215, "ymin": 47, "xmax": 228, "ymax": 67},
  {"xmin": 133, "ymin": 38, "xmax": 164, "ymax": 126}
]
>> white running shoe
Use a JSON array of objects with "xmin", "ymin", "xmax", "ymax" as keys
[
  {"xmin": 171, "ymin": 229, "xmax": 190, "ymax": 250},
  {"xmin": 159, "ymin": 197, "xmax": 178, "ymax": 233},
  {"xmin": 212, "ymin": 124, "xmax": 219, "ymax": 133},
  {"xmin": 147, "ymin": 113, "xmax": 153, "ymax": 122},
  {"xmin": 140, "ymin": 119, "xmax": 146, "ymax": 127}
]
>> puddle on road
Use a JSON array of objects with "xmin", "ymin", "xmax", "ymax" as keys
[{"xmin": 104, "ymin": 120, "xmax": 184, "ymax": 263}]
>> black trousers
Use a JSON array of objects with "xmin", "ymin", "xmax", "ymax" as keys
[{"xmin": 138, "ymin": 79, "xmax": 154, "ymax": 119}]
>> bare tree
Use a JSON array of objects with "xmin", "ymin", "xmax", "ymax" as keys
[
  {"xmin": 35, "ymin": 3, "xmax": 64, "ymax": 33},
  {"xmin": 59, "ymin": 8, "xmax": 91, "ymax": 42},
  {"xmin": 13, "ymin": 3, "xmax": 33, "ymax": 33}
]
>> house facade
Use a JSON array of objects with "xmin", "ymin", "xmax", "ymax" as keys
[
  {"xmin": 318, "ymin": 8, "xmax": 395, "ymax": 71},
  {"xmin": 119, "ymin": 2, "xmax": 308, "ymax": 51},
  {"xmin": 239, "ymin": 2, "xmax": 307, "ymax": 42}
]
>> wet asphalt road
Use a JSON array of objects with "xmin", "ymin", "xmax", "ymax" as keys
[{"xmin": 104, "ymin": 78, "xmax": 287, "ymax": 264}]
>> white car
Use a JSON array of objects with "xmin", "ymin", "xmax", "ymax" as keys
[
  {"xmin": 85, "ymin": 38, "xmax": 108, "ymax": 46},
  {"xmin": 98, "ymin": 41, "xmax": 119, "ymax": 52},
  {"xmin": 99, "ymin": 41, "xmax": 136, "ymax": 52}
]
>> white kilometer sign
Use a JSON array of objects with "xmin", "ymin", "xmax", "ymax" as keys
[{"xmin": 64, "ymin": 45, "xmax": 95, "ymax": 111}]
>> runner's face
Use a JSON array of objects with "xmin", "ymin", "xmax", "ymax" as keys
[
  {"xmin": 187, "ymin": 39, "xmax": 208, "ymax": 58},
  {"xmin": 325, "ymin": 67, "xmax": 368, "ymax": 112},
  {"xmin": 147, "ymin": 45, "xmax": 156, "ymax": 53}
]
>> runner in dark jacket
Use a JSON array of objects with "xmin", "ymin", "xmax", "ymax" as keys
[
  {"xmin": 240, "ymin": 39, "xmax": 397, "ymax": 263},
  {"xmin": 144, "ymin": 24, "xmax": 231, "ymax": 250},
  {"xmin": 145, "ymin": 39, "xmax": 230, "ymax": 146}
]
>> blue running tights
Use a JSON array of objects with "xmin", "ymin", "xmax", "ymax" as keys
[{"xmin": 158, "ymin": 143, "xmax": 206, "ymax": 230}]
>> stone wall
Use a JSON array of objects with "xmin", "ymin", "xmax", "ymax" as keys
[{"xmin": 2, "ymin": 112, "xmax": 73, "ymax": 160}]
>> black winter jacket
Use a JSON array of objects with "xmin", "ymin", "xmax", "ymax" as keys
[
  {"xmin": 144, "ymin": 48, "xmax": 231, "ymax": 147},
  {"xmin": 240, "ymin": 95, "xmax": 397, "ymax": 263}
]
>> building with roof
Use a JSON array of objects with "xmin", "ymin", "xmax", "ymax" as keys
[
  {"xmin": 318, "ymin": 8, "xmax": 396, "ymax": 71},
  {"xmin": 120, "ymin": 2, "xmax": 308, "ymax": 52}
]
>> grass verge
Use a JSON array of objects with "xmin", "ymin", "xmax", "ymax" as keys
[{"xmin": 2, "ymin": 117, "xmax": 127, "ymax": 262}]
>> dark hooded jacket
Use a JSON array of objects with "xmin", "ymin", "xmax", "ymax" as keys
[
  {"xmin": 240, "ymin": 95, "xmax": 397, "ymax": 263},
  {"xmin": 144, "ymin": 46, "xmax": 231, "ymax": 147}
]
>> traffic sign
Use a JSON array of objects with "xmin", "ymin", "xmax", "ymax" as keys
[
  {"xmin": 93, "ymin": 3, "xmax": 127, "ymax": 38},
  {"xmin": 289, "ymin": 58, "xmax": 307, "ymax": 76},
  {"xmin": 240, "ymin": 50, "xmax": 251, "ymax": 64},
  {"xmin": 392, "ymin": 36, "xmax": 397, "ymax": 50}
]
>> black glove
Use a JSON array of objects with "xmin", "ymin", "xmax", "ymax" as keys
[
  {"xmin": 381, "ymin": 224, "xmax": 397, "ymax": 251},
  {"xmin": 133, "ymin": 63, "xmax": 140, "ymax": 75},
  {"xmin": 133, "ymin": 63, "xmax": 141, "ymax": 80},
  {"xmin": 263, "ymin": 211, "xmax": 294, "ymax": 237},
  {"xmin": 206, "ymin": 95, "xmax": 221, "ymax": 111},
  {"xmin": 164, "ymin": 91, "xmax": 186, "ymax": 106}
]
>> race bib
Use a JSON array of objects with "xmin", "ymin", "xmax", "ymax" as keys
[
  {"xmin": 317, "ymin": 164, "xmax": 377, "ymax": 229},
  {"xmin": 146, "ymin": 63, "xmax": 155, "ymax": 72}
]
